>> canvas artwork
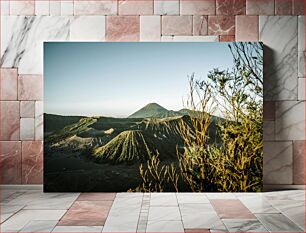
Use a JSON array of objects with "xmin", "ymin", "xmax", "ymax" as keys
[{"xmin": 44, "ymin": 42, "xmax": 263, "ymax": 192}]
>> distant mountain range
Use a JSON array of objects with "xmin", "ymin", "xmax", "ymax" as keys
[
  {"xmin": 128, "ymin": 103, "xmax": 196, "ymax": 119},
  {"xmin": 44, "ymin": 102, "xmax": 222, "ymax": 165}
]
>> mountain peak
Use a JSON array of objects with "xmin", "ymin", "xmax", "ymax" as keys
[
  {"xmin": 143, "ymin": 103, "xmax": 166, "ymax": 110},
  {"xmin": 128, "ymin": 103, "xmax": 171, "ymax": 118}
]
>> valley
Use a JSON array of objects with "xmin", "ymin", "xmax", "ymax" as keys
[{"xmin": 44, "ymin": 103, "xmax": 220, "ymax": 191}]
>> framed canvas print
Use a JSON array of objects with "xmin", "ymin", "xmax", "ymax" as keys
[{"xmin": 44, "ymin": 42, "xmax": 263, "ymax": 192}]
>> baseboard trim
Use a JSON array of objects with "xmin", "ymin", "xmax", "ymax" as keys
[
  {"xmin": 0, "ymin": 185, "xmax": 43, "ymax": 190},
  {"xmin": 0, "ymin": 184, "xmax": 305, "ymax": 192},
  {"xmin": 263, "ymin": 184, "xmax": 305, "ymax": 191}
]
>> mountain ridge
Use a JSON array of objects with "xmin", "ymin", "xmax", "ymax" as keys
[{"xmin": 128, "ymin": 103, "xmax": 194, "ymax": 119}]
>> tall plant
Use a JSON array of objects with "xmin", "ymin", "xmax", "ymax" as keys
[{"xmin": 133, "ymin": 42, "xmax": 263, "ymax": 192}]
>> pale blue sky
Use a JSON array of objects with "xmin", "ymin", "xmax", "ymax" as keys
[{"xmin": 44, "ymin": 42, "xmax": 234, "ymax": 117}]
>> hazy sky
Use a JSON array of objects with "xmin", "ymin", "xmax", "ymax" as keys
[{"xmin": 44, "ymin": 42, "xmax": 234, "ymax": 117}]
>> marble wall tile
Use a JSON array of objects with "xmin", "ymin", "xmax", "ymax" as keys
[
  {"xmin": 74, "ymin": 1, "xmax": 117, "ymax": 15},
  {"xmin": 35, "ymin": 101, "xmax": 43, "ymax": 140},
  {"xmin": 140, "ymin": 16, "xmax": 161, "ymax": 41},
  {"xmin": 275, "ymin": 0, "xmax": 293, "ymax": 15},
  {"xmin": 154, "ymin": 0, "xmax": 179, "ymax": 15},
  {"xmin": 106, "ymin": 16, "xmax": 139, "ymax": 41},
  {"xmin": 246, "ymin": 0, "xmax": 274, "ymax": 15},
  {"xmin": 298, "ymin": 78, "xmax": 305, "ymax": 100},
  {"xmin": 293, "ymin": 140, "xmax": 305, "ymax": 184},
  {"xmin": 298, "ymin": 16, "xmax": 305, "ymax": 78},
  {"xmin": 216, "ymin": 0, "xmax": 246, "ymax": 15},
  {"xmin": 1, "ymin": 0, "xmax": 10, "ymax": 15},
  {"xmin": 263, "ymin": 141, "xmax": 293, "ymax": 184},
  {"xmin": 208, "ymin": 16, "xmax": 235, "ymax": 35},
  {"xmin": 0, "ymin": 141, "xmax": 22, "ymax": 184},
  {"xmin": 119, "ymin": 0, "xmax": 153, "ymax": 15},
  {"xmin": 50, "ymin": 1, "xmax": 61, "ymax": 16},
  {"xmin": 219, "ymin": 35, "xmax": 235, "ymax": 41},
  {"xmin": 236, "ymin": 15, "xmax": 258, "ymax": 41},
  {"xmin": 61, "ymin": 1, "xmax": 74, "ymax": 16},
  {"xmin": 20, "ymin": 118, "xmax": 35, "ymax": 140},
  {"xmin": 1, "ymin": 16, "xmax": 70, "ymax": 74},
  {"xmin": 260, "ymin": 16, "xmax": 298, "ymax": 100},
  {"xmin": 10, "ymin": 1, "xmax": 35, "ymax": 15},
  {"xmin": 0, "ymin": 101, "xmax": 20, "ymax": 140},
  {"xmin": 180, "ymin": 0, "xmax": 215, "ymax": 15},
  {"xmin": 162, "ymin": 16, "xmax": 192, "ymax": 36},
  {"xmin": 70, "ymin": 16, "xmax": 106, "ymax": 41},
  {"xmin": 275, "ymin": 101, "xmax": 305, "ymax": 140},
  {"xmin": 22, "ymin": 141, "xmax": 43, "ymax": 184},
  {"xmin": 20, "ymin": 101, "xmax": 35, "ymax": 118},
  {"xmin": 35, "ymin": 1, "xmax": 50, "ymax": 16},
  {"xmin": 193, "ymin": 16, "xmax": 208, "ymax": 36},
  {"xmin": 0, "ymin": 68, "xmax": 18, "ymax": 100},
  {"xmin": 263, "ymin": 101, "xmax": 275, "ymax": 120},
  {"xmin": 293, "ymin": 0, "xmax": 305, "ymax": 15},
  {"xmin": 18, "ymin": 75, "xmax": 43, "ymax": 100},
  {"xmin": 263, "ymin": 121, "xmax": 275, "ymax": 141}
]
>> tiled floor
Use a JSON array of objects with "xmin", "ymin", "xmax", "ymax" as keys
[{"xmin": 0, "ymin": 188, "xmax": 304, "ymax": 232}]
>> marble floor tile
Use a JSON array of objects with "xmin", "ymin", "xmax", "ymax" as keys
[
  {"xmin": 150, "ymin": 193, "xmax": 178, "ymax": 206},
  {"xmin": 52, "ymin": 226, "xmax": 103, "ymax": 232},
  {"xmin": 267, "ymin": 200, "xmax": 305, "ymax": 230},
  {"xmin": 7, "ymin": 192, "xmax": 80, "ymax": 210},
  {"xmin": 77, "ymin": 193, "xmax": 116, "ymax": 201},
  {"xmin": 263, "ymin": 190, "xmax": 305, "ymax": 201},
  {"xmin": 20, "ymin": 220, "xmax": 58, "ymax": 232},
  {"xmin": 210, "ymin": 199, "xmax": 256, "ymax": 219},
  {"xmin": 102, "ymin": 208, "xmax": 140, "ymax": 232},
  {"xmin": 222, "ymin": 219, "xmax": 269, "ymax": 232},
  {"xmin": 148, "ymin": 206, "xmax": 181, "ymax": 221},
  {"xmin": 180, "ymin": 204, "xmax": 223, "ymax": 229},
  {"xmin": 146, "ymin": 220, "xmax": 184, "ymax": 233},
  {"xmin": 1, "ymin": 191, "xmax": 26, "ymax": 204},
  {"xmin": 238, "ymin": 196, "xmax": 279, "ymax": 213},
  {"xmin": 111, "ymin": 195, "xmax": 143, "ymax": 207},
  {"xmin": 184, "ymin": 229, "xmax": 210, "ymax": 233},
  {"xmin": 177, "ymin": 193, "xmax": 210, "ymax": 204},
  {"xmin": 256, "ymin": 213, "xmax": 304, "ymax": 232},
  {"xmin": 206, "ymin": 193, "xmax": 237, "ymax": 199},
  {"xmin": 0, "ymin": 190, "xmax": 17, "ymax": 201},
  {"xmin": 102, "ymin": 198, "xmax": 141, "ymax": 232},
  {"xmin": 115, "ymin": 192, "xmax": 143, "ymax": 198},
  {"xmin": 0, "ymin": 209, "xmax": 66, "ymax": 232},
  {"xmin": 1, "ymin": 204, "xmax": 25, "ymax": 223},
  {"xmin": 58, "ymin": 201, "xmax": 113, "ymax": 226}
]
